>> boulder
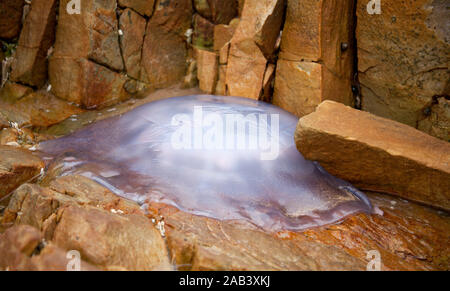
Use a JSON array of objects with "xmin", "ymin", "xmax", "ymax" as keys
[
  {"xmin": 140, "ymin": 0, "xmax": 192, "ymax": 89},
  {"xmin": 195, "ymin": 48, "xmax": 218, "ymax": 94},
  {"xmin": 193, "ymin": 0, "xmax": 238, "ymax": 24},
  {"xmin": 193, "ymin": 14, "xmax": 215, "ymax": 50},
  {"xmin": 0, "ymin": 146, "xmax": 44, "ymax": 200},
  {"xmin": 295, "ymin": 101, "xmax": 450, "ymax": 211},
  {"xmin": 119, "ymin": 8, "xmax": 147, "ymax": 80},
  {"xmin": 10, "ymin": 0, "xmax": 57, "ymax": 87},
  {"xmin": 0, "ymin": 0, "xmax": 24, "ymax": 40},
  {"xmin": 0, "ymin": 81, "xmax": 33, "ymax": 103},
  {"xmin": 356, "ymin": 0, "xmax": 449, "ymax": 139},
  {"xmin": 213, "ymin": 24, "xmax": 236, "ymax": 52},
  {"xmin": 225, "ymin": 0, "xmax": 284, "ymax": 99},
  {"xmin": 118, "ymin": 0, "xmax": 155, "ymax": 17},
  {"xmin": 273, "ymin": 0, "xmax": 355, "ymax": 117}
]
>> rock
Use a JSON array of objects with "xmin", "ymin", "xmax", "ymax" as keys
[
  {"xmin": 418, "ymin": 97, "xmax": 450, "ymax": 142},
  {"xmin": 3, "ymin": 177, "xmax": 171, "ymax": 270},
  {"xmin": 356, "ymin": 0, "xmax": 449, "ymax": 139},
  {"xmin": 193, "ymin": 0, "xmax": 238, "ymax": 24},
  {"xmin": 218, "ymin": 42, "xmax": 230, "ymax": 64},
  {"xmin": 196, "ymin": 48, "xmax": 218, "ymax": 94},
  {"xmin": 183, "ymin": 59, "xmax": 199, "ymax": 89},
  {"xmin": 225, "ymin": 0, "xmax": 284, "ymax": 99},
  {"xmin": 295, "ymin": 101, "xmax": 450, "ymax": 211},
  {"xmin": 118, "ymin": 0, "xmax": 155, "ymax": 17},
  {"xmin": 119, "ymin": 8, "xmax": 147, "ymax": 80},
  {"xmin": 140, "ymin": 0, "xmax": 192, "ymax": 89},
  {"xmin": 10, "ymin": 0, "xmax": 57, "ymax": 87},
  {"xmin": 261, "ymin": 63, "xmax": 275, "ymax": 102},
  {"xmin": 193, "ymin": 14, "xmax": 215, "ymax": 49},
  {"xmin": 50, "ymin": 0, "xmax": 127, "ymax": 108},
  {"xmin": 0, "ymin": 0, "xmax": 24, "ymax": 40},
  {"xmin": 0, "ymin": 146, "xmax": 44, "ymax": 200},
  {"xmin": 49, "ymin": 58, "xmax": 130, "ymax": 109},
  {"xmin": 0, "ymin": 81, "xmax": 33, "ymax": 103},
  {"xmin": 215, "ymin": 65, "xmax": 227, "ymax": 95},
  {"xmin": 213, "ymin": 24, "xmax": 236, "ymax": 52},
  {"xmin": 0, "ymin": 91, "xmax": 84, "ymax": 128},
  {"xmin": 0, "ymin": 225, "xmax": 98, "ymax": 271},
  {"xmin": 0, "ymin": 115, "xmax": 8, "ymax": 130},
  {"xmin": 273, "ymin": 0, "xmax": 355, "ymax": 117}
]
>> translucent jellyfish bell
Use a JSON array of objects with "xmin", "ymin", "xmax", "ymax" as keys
[{"xmin": 38, "ymin": 95, "xmax": 372, "ymax": 231}]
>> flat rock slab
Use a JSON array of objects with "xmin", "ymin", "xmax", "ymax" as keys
[
  {"xmin": 295, "ymin": 101, "xmax": 450, "ymax": 211},
  {"xmin": 0, "ymin": 146, "xmax": 44, "ymax": 200}
]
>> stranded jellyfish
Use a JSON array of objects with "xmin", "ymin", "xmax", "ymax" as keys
[{"xmin": 38, "ymin": 95, "xmax": 372, "ymax": 231}]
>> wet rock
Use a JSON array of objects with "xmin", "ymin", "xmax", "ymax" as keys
[
  {"xmin": 140, "ymin": 0, "xmax": 192, "ymax": 89},
  {"xmin": 0, "ymin": 224, "xmax": 98, "ymax": 271},
  {"xmin": 295, "ymin": 101, "xmax": 450, "ymax": 211},
  {"xmin": 418, "ymin": 97, "xmax": 450, "ymax": 142},
  {"xmin": 193, "ymin": 14, "xmax": 215, "ymax": 50},
  {"xmin": 225, "ymin": 0, "xmax": 284, "ymax": 99},
  {"xmin": 0, "ymin": 0, "xmax": 24, "ymax": 40},
  {"xmin": 273, "ymin": 0, "xmax": 355, "ymax": 117},
  {"xmin": 10, "ymin": 0, "xmax": 57, "ymax": 87},
  {"xmin": 0, "ymin": 91, "xmax": 84, "ymax": 128},
  {"xmin": 195, "ymin": 48, "xmax": 218, "ymax": 94},
  {"xmin": 356, "ymin": 0, "xmax": 449, "ymax": 139},
  {"xmin": 118, "ymin": 0, "xmax": 155, "ymax": 17},
  {"xmin": 3, "ymin": 177, "xmax": 170, "ymax": 270},
  {"xmin": 119, "ymin": 8, "xmax": 147, "ymax": 80},
  {"xmin": 194, "ymin": 0, "xmax": 238, "ymax": 24},
  {"xmin": 0, "ymin": 146, "xmax": 44, "ymax": 200}
]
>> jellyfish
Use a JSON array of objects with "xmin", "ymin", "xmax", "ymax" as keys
[{"xmin": 38, "ymin": 95, "xmax": 372, "ymax": 231}]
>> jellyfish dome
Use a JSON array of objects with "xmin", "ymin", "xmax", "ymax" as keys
[{"xmin": 38, "ymin": 95, "xmax": 372, "ymax": 231}]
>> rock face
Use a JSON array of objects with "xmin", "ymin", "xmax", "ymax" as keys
[
  {"xmin": 193, "ymin": 14, "xmax": 215, "ymax": 49},
  {"xmin": 0, "ymin": 146, "xmax": 44, "ymax": 200},
  {"xmin": 225, "ymin": 0, "xmax": 284, "ymax": 99},
  {"xmin": 10, "ymin": 0, "xmax": 57, "ymax": 87},
  {"xmin": 295, "ymin": 101, "xmax": 450, "ymax": 211},
  {"xmin": 273, "ymin": 0, "xmax": 355, "ymax": 117},
  {"xmin": 140, "ymin": 0, "xmax": 192, "ymax": 89},
  {"xmin": 356, "ymin": 0, "xmax": 449, "ymax": 140},
  {"xmin": 195, "ymin": 48, "xmax": 218, "ymax": 94},
  {"xmin": 418, "ymin": 97, "xmax": 450, "ymax": 141},
  {"xmin": 118, "ymin": 0, "xmax": 155, "ymax": 17},
  {"xmin": 194, "ymin": 0, "xmax": 238, "ymax": 24},
  {"xmin": 0, "ymin": 0, "xmax": 24, "ymax": 40}
]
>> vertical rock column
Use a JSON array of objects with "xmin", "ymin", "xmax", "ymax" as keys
[
  {"xmin": 225, "ymin": 0, "xmax": 285, "ymax": 100},
  {"xmin": 273, "ymin": 0, "xmax": 355, "ymax": 117},
  {"xmin": 356, "ymin": 0, "xmax": 449, "ymax": 141}
]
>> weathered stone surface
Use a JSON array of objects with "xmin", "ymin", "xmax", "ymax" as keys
[
  {"xmin": 273, "ymin": 0, "xmax": 355, "ymax": 117},
  {"xmin": 118, "ymin": 0, "xmax": 155, "ymax": 17},
  {"xmin": 49, "ymin": 58, "xmax": 130, "ymax": 109},
  {"xmin": 0, "ymin": 0, "xmax": 24, "ymax": 40},
  {"xmin": 418, "ymin": 97, "xmax": 450, "ymax": 142},
  {"xmin": 10, "ymin": 0, "xmax": 57, "ymax": 87},
  {"xmin": 261, "ymin": 63, "xmax": 275, "ymax": 102},
  {"xmin": 3, "ymin": 177, "xmax": 171, "ymax": 270},
  {"xmin": 196, "ymin": 48, "xmax": 218, "ymax": 94},
  {"xmin": 0, "ymin": 225, "xmax": 98, "ymax": 271},
  {"xmin": 0, "ymin": 91, "xmax": 84, "ymax": 127},
  {"xmin": 140, "ymin": 0, "xmax": 192, "ymax": 89},
  {"xmin": 213, "ymin": 24, "xmax": 236, "ymax": 52},
  {"xmin": 357, "ymin": 0, "xmax": 449, "ymax": 139},
  {"xmin": 194, "ymin": 0, "xmax": 238, "ymax": 24},
  {"xmin": 193, "ymin": 14, "xmax": 215, "ymax": 49},
  {"xmin": 225, "ymin": 0, "xmax": 284, "ymax": 99},
  {"xmin": 119, "ymin": 8, "xmax": 147, "ymax": 80},
  {"xmin": 215, "ymin": 64, "xmax": 227, "ymax": 95},
  {"xmin": 295, "ymin": 101, "xmax": 450, "ymax": 211},
  {"xmin": 0, "ymin": 81, "xmax": 33, "ymax": 103},
  {"xmin": 50, "ymin": 0, "xmax": 127, "ymax": 107},
  {"xmin": 0, "ymin": 146, "xmax": 44, "ymax": 200}
]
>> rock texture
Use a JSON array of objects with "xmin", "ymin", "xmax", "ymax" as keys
[
  {"xmin": 357, "ymin": 0, "xmax": 449, "ymax": 140},
  {"xmin": 0, "ymin": 146, "xmax": 44, "ymax": 200},
  {"xmin": 196, "ymin": 48, "xmax": 218, "ymax": 94},
  {"xmin": 273, "ymin": 0, "xmax": 355, "ymax": 117},
  {"xmin": 118, "ymin": 0, "xmax": 155, "ymax": 17},
  {"xmin": 0, "ymin": 0, "xmax": 24, "ymax": 40},
  {"xmin": 225, "ymin": 0, "xmax": 284, "ymax": 99},
  {"xmin": 194, "ymin": 0, "xmax": 238, "ymax": 24},
  {"xmin": 10, "ymin": 0, "xmax": 57, "ymax": 87},
  {"xmin": 295, "ymin": 101, "xmax": 450, "ymax": 211}
]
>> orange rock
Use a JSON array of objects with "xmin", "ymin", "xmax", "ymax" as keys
[
  {"xmin": 196, "ymin": 48, "xmax": 218, "ymax": 94},
  {"xmin": 357, "ymin": 0, "xmax": 449, "ymax": 140},
  {"xmin": 215, "ymin": 65, "xmax": 227, "ymax": 95},
  {"xmin": 295, "ymin": 101, "xmax": 450, "ymax": 211},
  {"xmin": 10, "ymin": 0, "xmax": 57, "ymax": 87},
  {"xmin": 225, "ymin": 0, "xmax": 284, "ymax": 99},
  {"xmin": 273, "ymin": 0, "xmax": 355, "ymax": 117},
  {"xmin": 118, "ymin": 0, "xmax": 155, "ymax": 17},
  {"xmin": 193, "ymin": 0, "xmax": 238, "ymax": 24},
  {"xmin": 213, "ymin": 24, "xmax": 235, "ymax": 52}
]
